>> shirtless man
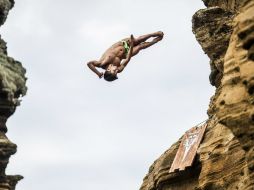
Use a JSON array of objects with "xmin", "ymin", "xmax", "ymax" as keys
[{"xmin": 87, "ymin": 31, "xmax": 164, "ymax": 81}]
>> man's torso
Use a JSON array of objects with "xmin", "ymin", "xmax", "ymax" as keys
[{"xmin": 99, "ymin": 38, "xmax": 130, "ymax": 69}]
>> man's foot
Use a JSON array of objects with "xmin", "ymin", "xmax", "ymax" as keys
[{"xmin": 154, "ymin": 31, "xmax": 164, "ymax": 38}]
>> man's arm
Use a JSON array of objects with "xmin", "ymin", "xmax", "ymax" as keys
[
  {"xmin": 117, "ymin": 35, "xmax": 134, "ymax": 73},
  {"xmin": 87, "ymin": 61, "xmax": 103, "ymax": 78}
]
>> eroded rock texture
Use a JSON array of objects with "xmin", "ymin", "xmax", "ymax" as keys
[
  {"xmin": 0, "ymin": 0, "xmax": 26, "ymax": 189},
  {"xmin": 140, "ymin": 1, "xmax": 254, "ymax": 190}
]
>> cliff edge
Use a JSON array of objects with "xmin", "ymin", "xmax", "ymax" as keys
[
  {"xmin": 0, "ymin": 0, "xmax": 27, "ymax": 189},
  {"xmin": 140, "ymin": 0, "xmax": 254, "ymax": 189}
]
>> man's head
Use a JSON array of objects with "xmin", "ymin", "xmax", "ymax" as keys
[{"xmin": 104, "ymin": 64, "xmax": 118, "ymax": 82}]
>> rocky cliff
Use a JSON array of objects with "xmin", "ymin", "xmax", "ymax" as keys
[
  {"xmin": 0, "ymin": 0, "xmax": 27, "ymax": 189},
  {"xmin": 140, "ymin": 0, "xmax": 254, "ymax": 190}
]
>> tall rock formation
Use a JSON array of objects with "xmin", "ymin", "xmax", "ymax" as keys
[
  {"xmin": 0, "ymin": 0, "xmax": 27, "ymax": 189},
  {"xmin": 140, "ymin": 0, "xmax": 254, "ymax": 189}
]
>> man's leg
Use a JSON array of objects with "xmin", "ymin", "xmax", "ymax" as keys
[
  {"xmin": 133, "ymin": 31, "xmax": 163, "ymax": 45},
  {"xmin": 132, "ymin": 36, "xmax": 163, "ymax": 56}
]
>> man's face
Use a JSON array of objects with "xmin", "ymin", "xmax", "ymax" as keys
[{"xmin": 106, "ymin": 64, "xmax": 118, "ymax": 75}]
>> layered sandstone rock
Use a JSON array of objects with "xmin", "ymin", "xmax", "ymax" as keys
[
  {"xmin": 0, "ymin": 0, "xmax": 27, "ymax": 189},
  {"xmin": 140, "ymin": 1, "xmax": 254, "ymax": 190}
]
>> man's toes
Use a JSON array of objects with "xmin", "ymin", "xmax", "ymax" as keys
[{"xmin": 157, "ymin": 31, "xmax": 164, "ymax": 37}]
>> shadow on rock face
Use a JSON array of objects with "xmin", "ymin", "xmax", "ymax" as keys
[
  {"xmin": 192, "ymin": 7, "xmax": 234, "ymax": 87},
  {"xmin": 238, "ymin": 21, "xmax": 254, "ymax": 61},
  {"xmin": 0, "ymin": 0, "xmax": 14, "ymax": 26}
]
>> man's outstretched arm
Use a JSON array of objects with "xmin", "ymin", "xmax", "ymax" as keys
[
  {"xmin": 87, "ymin": 61, "xmax": 103, "ymax": 78},
  {"xmin": 117, "ymin": 35, "xmax": 134, "ymax": 73}
]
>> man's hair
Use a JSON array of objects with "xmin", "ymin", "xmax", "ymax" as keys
[{"xmin": 104, "ymin": 71, "xmax": 118, "ymax": 82}]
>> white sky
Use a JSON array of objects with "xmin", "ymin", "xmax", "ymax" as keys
[{"xmin": 1, "ymin": 0, "xmax": 214, "ymax": 189}]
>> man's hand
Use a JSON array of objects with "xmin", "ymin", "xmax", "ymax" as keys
[
  {"xmin": 99, "ymin": 72, "xmax": 104, "ymax": 79},
  {"xmin": 131, "ymin": 34, "xmax": 134, "ymax": 42},
  {"xmin": 120, "ymin": 35, "xmax": 134, "ymax": 69}
]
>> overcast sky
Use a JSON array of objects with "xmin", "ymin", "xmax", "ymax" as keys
[{"xmin": 1, "ymin": 0, "xmax": 213, "ymax": 189}]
